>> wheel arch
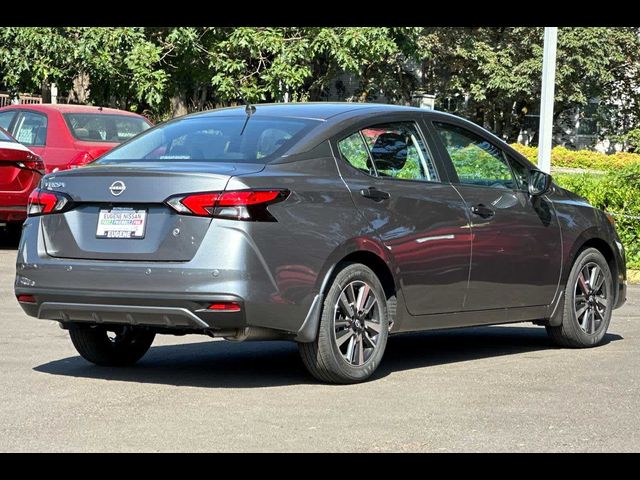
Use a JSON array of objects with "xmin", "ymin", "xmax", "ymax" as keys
[
  {"xmin": 566, "ymin": 231, "xmax": 618, "ymax": 292},
  {"xmin": 548, "ymin": 229, "xmax": 619, "ymax": 327},
  {"xmin": 295, "ymin": 238, "xmax": 402, "ymax": 343}
]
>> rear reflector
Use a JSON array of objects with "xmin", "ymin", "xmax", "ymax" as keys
[
  {"xmin": 166, "ymin": 189, "xmax": 289, "ymax": 221},
  {"xmin": 207, "ymin": 302, "xmax": 242, "ymax": 312},
  {"xmin": 17, "ymin": 294, "xmax": 36, "ymax": 304}
]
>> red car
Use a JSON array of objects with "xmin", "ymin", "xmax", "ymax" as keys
[
  {"xmin": 0, "ymin": 104, "xmax": 152, "ymax": 173},
  {"xmin": 0, "ymin": 127, "xmax": 45, "ymax": 233}
]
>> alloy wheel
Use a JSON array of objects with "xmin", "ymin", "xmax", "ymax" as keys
[
  {"xmin": 574, "ymin": 261, "xmax": 609, "ymax": 335},
  {"xmin": 333, "ymin": 280, "xmax": 382, "ymax": 366}
]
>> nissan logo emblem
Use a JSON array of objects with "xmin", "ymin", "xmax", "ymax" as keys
[{"xmin": 109, "ymin": 181, "xmax": 126, "ymax": 196}]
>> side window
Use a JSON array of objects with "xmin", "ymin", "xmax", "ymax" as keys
[
  {"xmin": 506, "ymin": 154, "xmax": 530, "ymax": 191},
  {"xmin": 338, "ymin": 132, "xmax": 373, "ymax": 175},
  {"xmin": 433, "ymin": 122, "xmax": 515, "ymax": 189},
  {"xmin": 12, "ymin": 111, "xmax": 47, "ymax": 146},
  {"xmin": 361, "ymin": 122, "xmax": 438, "ymax": 181},
  {"xmin": 0, "ymin": 111, "xmax": 16, "ymax": 131}
]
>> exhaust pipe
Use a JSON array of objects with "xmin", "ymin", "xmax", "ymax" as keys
[{"xmin": 205, "ymin": 327, "xmax": 286, "ymax": 342}]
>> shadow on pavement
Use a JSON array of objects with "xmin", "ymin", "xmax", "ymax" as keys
[
  {"xmin": 33, "ymin": 326, "xmax": 623, "ymax": 388},
  {"xmin": 0, "ymin": 227, "xmax": 21, "ymax": 251}
]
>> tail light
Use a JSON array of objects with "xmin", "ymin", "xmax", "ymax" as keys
[
  {"xmin": 68, "ymin": 151, "xmax": 95, "ymax": 169},
  {"xmin": 165, "ymin": 189, "xmax": 289, "ymax": 221},
  {"xmin": 27, "ymin": 188, "xmax": 71, "ymax": 216},
  {"xmin": 16, "ymin": 153, "xmax": 45, "ymax": 175}
]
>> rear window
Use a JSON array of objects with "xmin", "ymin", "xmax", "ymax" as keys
[
  {"xmin": 0, "ymin": 127, "xmax": 15, "ymax": 142},
  {"xmin": 96, "ymin": 116, "xmax": 317, "ymax": 165},
  {"xmin": 64, "ymin": 113, "xmax": 150, "ymax": 143}
]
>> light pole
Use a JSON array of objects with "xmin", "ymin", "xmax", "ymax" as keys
[{"xmin": 537, "ymin": 27, "xmax": 558, "ymax": 174}]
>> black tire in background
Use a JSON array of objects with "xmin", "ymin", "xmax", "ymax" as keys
[
  {"xmin": 69, "ymin": 325, "xmax": 155, "ymax": 366},
  {"xmin": 546, "ymin": 248, "xmax": 614, "ymax": 348},
  {"xmin": 299, "ymin": 262, "xmax": 390, "ymax": 384}
]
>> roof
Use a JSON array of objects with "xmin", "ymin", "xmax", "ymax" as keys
[
  {"xmin": 0, "ymin": 103, "xmax": 146, "ymax": 118},
  {"xmin": 191, "ymin": 102, "xmax": 422, "ymax": 121}
]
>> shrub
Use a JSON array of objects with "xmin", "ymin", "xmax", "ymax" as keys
[
  {"xmin": 510, "ymin": 144, "xmax": 640, "ymax": 171},
  {"xmin": 554, "ymin": 162, "xmax": 640, "ymax": 269}
]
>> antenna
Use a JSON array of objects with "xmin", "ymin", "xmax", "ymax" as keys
[{"xmin": 240, "ymin": 102, "xmax": 256, "ymax": 136}]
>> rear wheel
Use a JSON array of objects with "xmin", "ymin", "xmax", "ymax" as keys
[
  {"xmin": 299, "ymin": 263, "xmax": 389, "ymax": 384},
  {"xmin": 69, "ymin": 325, "xmax": 155, "ymax": 366},
  {"xmin": 546, "ymin": 248, "xmax": 613, "ymax": 348}
]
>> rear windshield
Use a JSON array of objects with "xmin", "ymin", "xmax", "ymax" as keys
[
  {"xmin": 95, "ymin": 116, "xmax": 317, "ymax": 164},
  {"xmin": 0, "ymin": 128, "xmax": 15, "ymax": 142},
  {"xmin": 64, "ymin": 113, "xmax": 150, "ymax": 143}
]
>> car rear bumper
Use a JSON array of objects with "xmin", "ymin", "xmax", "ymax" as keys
[
  {"xmin": 15, "ymin": 217, "xmax": 318, "ymax": 336},
  {"xmin": 16, "ymin": 288, "xmax": 246, "ymax": 331},
  {"xmin": 0, "ymin": 205, "xmax": 27, "ymax": 222}
]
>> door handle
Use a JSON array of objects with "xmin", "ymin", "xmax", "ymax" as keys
[
  {"xmin": 470, "ymin": 203, "xmax": 495, "ymax": 218},
  {"xmin": 360, "ymin": 187, "xmax": 390, "ymax": 202}
]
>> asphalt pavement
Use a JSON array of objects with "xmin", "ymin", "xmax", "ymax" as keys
[{"xmin": 1, "ymin": 231, "xmax": 639, "ymax": 452}]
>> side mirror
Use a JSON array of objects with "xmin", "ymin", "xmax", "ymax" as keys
[{"xmin": 528, "ymin": 169, "xmax": 552, "ymax": 196}]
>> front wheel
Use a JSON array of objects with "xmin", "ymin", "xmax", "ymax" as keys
[
  {"xmin": 546, "ymin": 248, "xmax": 614, "ymax": 348},
  {"xmin": 69, "ymin": 325, "xmax": 155, "ymax": 366},
  {"xmin": 299, "ymin": 263, "xmax": 389, "ymax": 384}
]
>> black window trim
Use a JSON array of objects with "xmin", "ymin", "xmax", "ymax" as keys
[
  {"xmin": 334, "ymin": 119, "xmax": 443, "ymax": 185},
  {"xmin": 429, "ymin": 119, "xmax": 530, "ymax": 193},
  {"xmin": 12, "ymin": 110, "xmax": 48, "ymax": 147}
]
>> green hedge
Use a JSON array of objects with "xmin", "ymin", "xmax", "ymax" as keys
[
  {"xmin": 554, "ymin": 162, "xmax": 640, "ymax": 269},
  {"xmin": 510, "ymin": 144, "xmax": 640, "ymax": 171}
]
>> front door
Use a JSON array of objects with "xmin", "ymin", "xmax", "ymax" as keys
[
  {"xmin": 333, "ymin": 119, "xmax": 471, "ymax": 315},
  {"xmin": 430, "ymin": 120, "xmax": 562, "ymax": 311}
]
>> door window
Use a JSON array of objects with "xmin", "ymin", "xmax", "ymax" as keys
[
  {"xmin": 0, "ymin": 110, "xmax": 16, "ymax": 131},
  {"xmin": 12, "ymin": 111, "xmax": 47, "ymax": 146},
  {"xmin": 338, "ymin": 122, "xmax": 439, "ymax": 182},
  {"xmin": 433, "ymin": 122, "xmax": 516, "ymax": 189},
  {"xmin": 337, "ymin": 132, "xmax": 373, "ymax": 175},
  {"xmin": 506, "ymin": 154, "xmax": 530, "ymax": 191}
]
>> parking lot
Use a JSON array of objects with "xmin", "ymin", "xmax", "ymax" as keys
[{"xmin": 1, "ymin": 232, "xmax": 639, "ymax": 452}]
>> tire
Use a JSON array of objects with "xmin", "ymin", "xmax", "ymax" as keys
[
  {"xmin": 69, "ymin": 324, "xmax": 155, "ymax": 366},
  {"xmin": 299, "ymin": 262, "xmax": 389, "ymax": 384},
  {"xmin": 546, "ymin": 248, "xmax": 614, "ymax": 348}
]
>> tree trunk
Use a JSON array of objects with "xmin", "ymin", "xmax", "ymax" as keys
[{"xmin": 170, "ymin": 93, "xmax": 189, "ymax": 118}]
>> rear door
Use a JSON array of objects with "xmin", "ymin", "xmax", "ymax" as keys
[
  {"xmin": 428, "ymin": 119, "xmax": 562, "ymax": 311},
  {"xmin": 333, "ymin": 117, "xmax": 471, "ymax": 315}
]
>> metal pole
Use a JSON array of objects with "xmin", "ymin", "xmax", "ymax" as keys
[{"xmin": 537, "ymin": 27, "xmax": 558, "ymax": 173}]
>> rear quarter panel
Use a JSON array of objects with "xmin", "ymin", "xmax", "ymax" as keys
[{"xmin": 224, "ymin": 149, "xmax": 398, "ymax": 332}]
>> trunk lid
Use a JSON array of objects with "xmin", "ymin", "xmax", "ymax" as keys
[{"xmin": 40, "ymin": 162, "xmax": 264, "ymax": 261}]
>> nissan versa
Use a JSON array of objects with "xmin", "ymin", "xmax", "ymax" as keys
[{"xmin": 15, "ymin": 103, "xmax": 626, "ymax": 383}]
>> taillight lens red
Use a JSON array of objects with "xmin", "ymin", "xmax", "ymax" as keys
[
  {"xmin": 27, "ymin": 188, "xmax": 71, "ymax": 216},
  {"xmin": 68, "ymin": 151, "xmax": 95, "ymax": 169},
  {"xmin": 166, "ymin": 189, "xmax": 289, "ymax": 221},
  {"xmin": 17, "ymin": 153, "xmax": 45, "ymax": 175}
]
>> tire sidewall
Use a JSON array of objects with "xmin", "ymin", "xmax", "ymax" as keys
[
  {"xmin": 563, "ymin": 248, "xmax": 613, "ymax": 346},
  {"xmin": 319, "ymin": 263, "xmax": 389, "ymax": 383}
]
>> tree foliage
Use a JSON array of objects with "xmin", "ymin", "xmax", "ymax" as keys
[{"xmin": 2, "ymin": 27, "xmax": 639, "ymax": 144}]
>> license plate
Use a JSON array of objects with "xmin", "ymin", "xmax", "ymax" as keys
[{"xmin": 96, "ymin": 208, "xmax": 147, "ymax": 239}]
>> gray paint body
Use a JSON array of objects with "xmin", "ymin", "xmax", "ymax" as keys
[{"xmin": 15, "ymin": 103, "xmax": 627, "ymax": 340}]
